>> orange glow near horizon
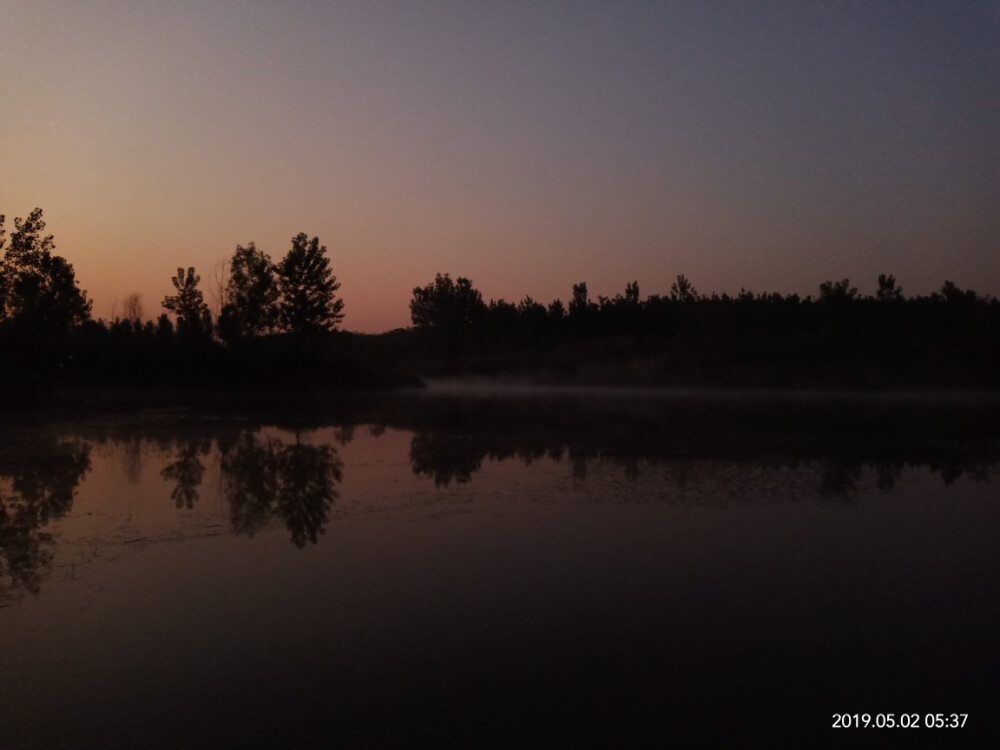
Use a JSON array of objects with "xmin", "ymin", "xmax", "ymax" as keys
[{"xmin": 3, "ymin": 2, "xmax": 997, "ymax": 333}]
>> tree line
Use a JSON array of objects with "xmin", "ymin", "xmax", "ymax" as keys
[
  {"xmin": 141, "ymin": 234, "xmax": 344, "ymax": 341},
  {"xmin": 406, "ymin": 272, "xmax": 998, "ymax": 387},
  {"xmin": 0, "ymin": 209, "xmax": 342, "ymax": 338},
  {"xmin": 0, "ymin": 209, "xmax": 371, "ymax": 390},
  {"xmin": 2, "ymin": 207, "xmax": 998, "ymax": 391}
]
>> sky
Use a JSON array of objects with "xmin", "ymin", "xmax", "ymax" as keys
[{"xmin": 2, "ymin": 1, "xmax": 998, "ymax": 333}]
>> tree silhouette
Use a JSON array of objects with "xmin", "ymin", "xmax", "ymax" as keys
[
  {"xmin": 567, "ymin": 282, "xmax": 597, "ymax": 340},
  {"xmin": 624, "ymin": 280, "xmax": 640, "ymax": 306},
  {"xmin": 876, "ymin": 274, "xmax": 902, "ymax": 301},
  {"xmin": 276, "ymin": 233, "xmax": 344, "ymax": 334},
  {"xmin": 669, "ymin": 274, "xmax": 698, "ymax": 303},
  {"xmin": 155, "ymin": 312, "xmax": 174, "ymax": 340},
  {"xmin": 118, "ymin": 293, "xmax": 145, "ymax": 328},
  {"xmin": 568, "ymin": 282, "xmax": 591, "ymax": 317},
  {"xmin": 547, "ymin": 299, "xmax": 566, "ymax": 324},
  {"xmin": 218, "ymin": 242, "xmax": 278, "ymax": 341},
  {"xmin": 410, "ymin": 273, "xmax": 487, "ymax": 354},
  {"xmin": 162, "ymin": 267, "xmax": 212, "ymax": 338},
  {"xmin": 0, "ymin": 208, "xmax": 92, "ymax": 335},
  {"xmin": 818, "ymin": 278, "xmax": 858, "ymax": 303},
  {"xmin": 938, "ymin": 280, "xmax": 977, "ymax": 304}
]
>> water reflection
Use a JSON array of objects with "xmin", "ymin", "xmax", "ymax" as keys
[
  {"xmin": 219, "ymin": 431, "xmax": 281, "ymax": 538},
  {"xmin": 0, "ymin": 437, "xmax": 91, "ymax": 596},
  {"xmin": 410, "ymin": 432, "xmax": 483, "ymax": 487},
  {"xmin": 159, "ymin": 430, "xmax": 346, "ymax": 547},
  {"xmin": 819, "ymin": 460, "xmax": 862, "ymax": 500},
  {"xmin": 395, "ymin": 393, "xmax": 999, "ymax": 495},
  {"xmin": 161, "ymin": 440, "xmax": 210, "ymax": 509},
  {"xmin": 406, "ymin": 425, "xmax": 994, "ymax": 501},
  {"xmin": 874, "ymin": 461, "xmax": 903, "ymax": 492},
  {"xmin": 271, "ymin": 438, "xmax": 342, "ymax": 547},
  {"xmin": 1, "ymin": 392, "xmax": 998, "ymax": 601}
]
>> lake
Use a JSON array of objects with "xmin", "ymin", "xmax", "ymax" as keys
[{"xmin": 1, "ymin": 388, "xmax": 998, "ymax": 746}]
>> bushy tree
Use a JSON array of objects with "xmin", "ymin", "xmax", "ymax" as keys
[
  {"xmin": 818, "ymin": 278, "xmax": 858, "ymax": 303},
  {"xmin": 276, "ymin": 233, "xmax": 344, "ymax": 334},
  {"xmin": 410, "ymin": 273, "xmax": 487, "ymax": 330},
  {"xmin": 0, "ymin": 208, "xmax": 92, "ymax": 335},
  {"xmin": 410, "ymin": 273, "xmax": 487, "ymax": 354},
  {"xmin": 218, "ymin": 242, "xmax": 278, "ymax": 341},
  {"xmin": 162, "ymin": 267, "xmax": 212, "ymax": 338},
  {"xmin": 938, "ymin": 280, "xmax": 977, "ymax": 304}
]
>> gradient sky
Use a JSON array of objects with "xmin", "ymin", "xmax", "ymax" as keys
[{"xmin": 3, "ymin": 1, "xmax": 998, "ymax": 333}]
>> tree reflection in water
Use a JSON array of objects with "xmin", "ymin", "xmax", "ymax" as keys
[
  {"xmin": 160, "ymin": 440, "xmax": 210, "ymax": 509},
  {"xmin": 874, "ymin": 461, "xmax": 904, "ymax": 492},
  {"xmin": 220, "ymin": 432, "xmax": 280, "ymax": 538},
  {"xmin": 219, "ymin": 431, "xmax": 342, "ymax": 547},
  {"xmin": 405, "ymin": 425, "xmax": 995, "ymax": 504},
  {"xmin": 819, "ymin": 460, "xmax": 863, "ymax": 501},
  {"xmin": 275, "ymin": 440, "xmax": 342, "ymax": 547},
  {"xmin": 409, "ymin": 432, "xmax": 483, "ymax": 487},
  {"xmin": 3, "ymin": 394, "xmax": 998, "ymax": 602},
  {"xmin": 0, "ymin": 439, "xmax": 91, "ymax": 597},
  {"xmin": 0, "ymin": 493, "xmax": 55, "ymax": 597}
]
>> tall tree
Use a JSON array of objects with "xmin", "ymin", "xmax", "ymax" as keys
[
  {"xmin": 669, "ymin": 274, "xmax": 698, "ymax": 303},
  {"xmin": 162, "ymin": 267, "xmax": 212, "ymax": 338},
  {"xmin": 0, "ymin": 208, "xmax": 92, "ymax": 335},
  {"xmin": 624, "ymin": 280, "xmax": 640, "ymax": 306},
  {"xmin": 218, "ymin": 242, "xmax": 278, "ymax": 341},
  {"xmin": 275, "ymin": 233, "xmax": 344, "ymax": 334},
  {"xmin": 568, "ymin": 282, "xmax": 591, "ymax": 318}
]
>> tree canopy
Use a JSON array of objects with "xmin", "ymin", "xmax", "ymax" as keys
[
  {"xmin": 410, "ymin": 273, "xmax": 488, "ymax": 354},
  {"xmin": 276, "ymin": 234, "xmax": 344, "ymax": 334},
  {"xmin": 162, "ymin": 267, "xmax": 212, "ymax": 338},
  {"xmin": 218, "ymin": 242, "xmax": 278, "ymax": 341},
  {"xmin": 0, "ymin": 208, "xmax": 92, "ymax": 335},
  {"xmin": 410, "ymin": 274, "xmax": 487, "ymax": 331}
]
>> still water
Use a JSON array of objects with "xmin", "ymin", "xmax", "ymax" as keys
[{"xmin": 1, "ymin": 389, "xmax": 998, "ymax": 746}]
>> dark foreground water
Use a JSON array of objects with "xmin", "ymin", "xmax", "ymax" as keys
[{"xmin": 1, "ymin": 389, "xmax": 998, "ymax": 747}]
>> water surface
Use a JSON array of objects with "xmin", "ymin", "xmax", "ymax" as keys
[{"xmin": 1, "ymin": 391, "xmax": 997, "ymax": 745}]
